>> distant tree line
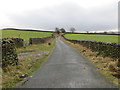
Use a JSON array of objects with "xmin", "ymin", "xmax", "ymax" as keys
[
  {"xmin": 55, "ymin": 27, "xmax": 76, "ymax": 34},
  {"xmin": 55, "ymin": 28, "xmax": 66, "ymax": 34}
]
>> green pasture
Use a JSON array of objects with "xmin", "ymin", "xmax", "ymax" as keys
[
  {"xmin": 65, "ymin": 34, "xmax": 119, "ymax": 43},
  {"xmin": 2, "ymin": 30, "xmax": 52, "ymax": 41}
]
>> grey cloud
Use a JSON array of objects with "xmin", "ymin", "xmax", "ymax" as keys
[{"xmin": 9, "ymin": 2, "xmax": 118, "ymax": 31}]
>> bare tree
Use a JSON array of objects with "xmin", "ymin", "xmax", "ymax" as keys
[
  {"xmin": 60, "ymin": 28, "xmax": 66, "ymax": 33},
  {"xmin": 104, "ymin": 31, "xmax": 107, "ymax": 34},
  {"xmin": 70, "ymin": 27, "xmax": 76, "ymax": 33},
  {"xmin": 86, "ymin": 31, "xmax": 89, "ymax": 33},
  {"xmin": 55, "ymin": 27, "xmax": 60, "ymax": 34}
]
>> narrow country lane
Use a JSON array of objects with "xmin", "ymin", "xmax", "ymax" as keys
[{"xmin": 20, "ymin": 37, "xmax": 117, "ymax": 88}]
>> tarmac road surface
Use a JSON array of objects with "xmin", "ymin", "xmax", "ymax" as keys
[{"xmin": 20, "ymin": 37, "xmax": 117, "ymax": 88}]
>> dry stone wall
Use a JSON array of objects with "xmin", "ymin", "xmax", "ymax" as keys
[
  {"xmin": 29, "ymin": 35, "xmax": 54, "ymax": 45},
  {"xmin": 2, "ymin": 38, "xmax": 18, "ymax": 67},
  {"xmin": 1, "ymin": 34, "xmax": 54, "ymax": 67},
  {"xmin": 62, "ymin": 35, "xmax": 120, "ymax": 67}
]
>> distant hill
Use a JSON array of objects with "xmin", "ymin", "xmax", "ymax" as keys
[
  {"xmin": 2, "ymin": 28, "xmax": 54, "ymax": 33},
  {"xmin": 89, "ymin": 30, "xmax": 120, "ymax": 34}
]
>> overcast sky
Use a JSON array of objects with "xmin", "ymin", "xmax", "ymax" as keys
[{"xmin": 0, "ymin": 0, "xmax": 119, "ymax": 32}]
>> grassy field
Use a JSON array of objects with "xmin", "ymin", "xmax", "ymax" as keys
[
  {"xmin": 2, "ymin": 30, "xmax": 52, "ymax": 41},
  {"xmin": 65, "ymin": 34, "xmax": 119, "ymax": 43}
]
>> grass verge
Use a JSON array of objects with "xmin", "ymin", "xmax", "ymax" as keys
[
  {"xmin": 2, "ymin": 39, "xmax": 55, "ymax": 89},
  {"xmin": 61, "ymin": 37, "xmax": 120, "ymax": 87}
]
